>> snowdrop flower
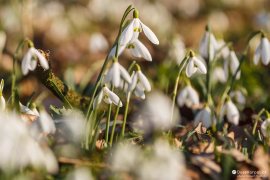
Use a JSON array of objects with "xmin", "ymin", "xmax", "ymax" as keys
[
  {"xmin": 0, "ymin": 79, "xmax": 5, "ymax": 111},
  {"xmin": 132, "ymin": 92, "xmax": 180, "ymax": 133},
  {"xmin": 224, "ymin": 50, "xmax": 240, "ymax": 79},
  {"xmin": 220, "ymin": 99, "xmax": 239, "ymax": 125},
  {"xmin": 230, "ymin": 90, "xmax": 246, "ymax": 105},
  {"xmin": 186, "ymin": 51, "xmax": 207, "ymax": 77},
  {"xmin": 177, "ymin": 85, "xmax": 200, "ymax": 108},
  {"xmin": 126, "ymin": 39, "xmax": 152, "ymax": 61},
  {"xmin": 104, "ymin": 60, "xmax": 131, "ymax": 88},
  {"xmin": 119, "ymin": 9, "xmax": 159, "ymax": 46},
  {"xmin": 93, "ymin": 85, "xmax": 123, "ymax": 108},
  {"xmin": 199, "ymin": 26, "xmax": 218, "ymax": 61},
  {"xmin": 21, "ymin": 47, "xmax": 49, "ymax": 75},
  {"xmin": 169, "ymin": 35, "xmax": 186, "ymax": 64},
  {"xmin": 253, "ymin": 34, "xmax": 270, "ymax": 65},
  {"xmin": 128, "ymin": 67, "xmax": 151, "ymax": 99},
  {"xmin": 38, "ymin": 110, "xmax": 56, "ymax": 135},
  {"xmin": 194, "ymin": 106, "xmax": 212, "ymax": 128},
  {"xmin": 20, "ymin": 102, "xmax": 40, "ymax": 117},
  {"xmin": 212, "ymin": 67, "xmax": 227, "ymax": 83},
  {"xmin": 261, "ymin": 118, "xmax": 270, "ymax": 138},
  {"xmin": 216, "ymin": 39, "xmax": 230, "ymax": 60},
  {"xmin": 66, "ymin": 167, "xmax": 94, "ymax": 180},
  {"xmin": 0, "ymin": 31, "xmax": 6, "ymax": 55},
  {"xmin": 89, "ymin": 32, "xmax": 108, "ymax": 53}
]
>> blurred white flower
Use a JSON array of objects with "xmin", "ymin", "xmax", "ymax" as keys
[
  {"xmin": 253, "ymin": 36, "xmax": 270, "ymax": 65},
  {"xmin": 138, "ymin": 139, "xmax": 186, "ymax": 180},
  {"xmin": 186, "ymin": 53, "xmax": 207, "ymax": 77},
  {"xmin": 0, "ymin": 112, "xmax": 58, "ymax": 173},
  {"xmin": 224, "ymin": 50, "xmax": 240, "ymax": 79},
  {"xmin": 230, "ymin": 90, "xmax": 246, "ymax": 105},
  {"xmin": 132, "ymin": 92, "xmax": 180, "ymax": 132},
  {"xmin": 39, "ymin": 110, "xmax": 56, "ymax": 135},
  {"xmin": 178, "ymin": 0, "xmax": 200, "ymax": 17},
  {"xmin": 89, "ymin": 32, "xmax": 108, "ymax": 53},
  {"xmin": 212, "ymin": 67, "xmax": 227, "ymax": 83},
  {"xmin": 66, "ymin": 167, "xmax": 94, "ymax": 180},
  {"xmin": 199, "ymin": 28, "xmax": 218, "ymax": 61},
  {"xmin": 93, "ymin": 85, "xmax": 123, "ymax": 108},
  {"xmin": 0, "ymin": 31, "xmax": 6, "ymax": 55},
  {"xmin": 20, "ymin": 103, "xmax": 40, "ymax": 117},
  {"xmin": 208, "ymin": 11, "xmax": 229, "ymax": 33},
  {"xmin": 261, "ymin": 118, "xmax": 270, "ymax": 138},
  {"xmin": 220, "ymin": 100, "xmax": 239, "ymax": 125},
  {"xmin": 128, "ymin": 70, "xmax": 151, "ymax": 99},
  {"xmin": 119, "ymin": 10, "xmax": 159, "ymax": 46},
  {"xmin": 21, "ymin": 47, "xmax": 49, "ymax": 75},
  {"xmin": 177, "ymin": 85, "xmax": 199, "ymax": 108},
  {"xmin": 104, "ymin": 61, "xmax": 131, "ymax": 87},
  {"xmin": 111, "ymin": 143, "xmax": 141, "ymax": 172},
  {"xmin": 194, "ymin": 106, "xmax": 213, "ymax": 128},
  {"xmin": 0, "ymin": 79, "xmax": 5, "ymax": 111},
  {"xmin": 169, "ymin": 35, "xmax": 186, "ymax": 64},
  {"xmin": 216, "ymin": 39, "xmax": 230, "ymax": 60}
]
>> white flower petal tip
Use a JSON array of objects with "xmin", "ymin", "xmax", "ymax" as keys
[
  {"xmin": 253, "ymin": 37, "xmax": 270, "ymax": 65},
  {"xmin": 199, "ymin": 31, "xmax": 218, "ymax": 60},
  {"xmin": 129, "ymin": 39, "xmax": 152, "ymax": 61},
  {"xmin": 177, "ymin": 85, "xmax": 199, "ymax": 108},
  {"xmin": 21, "ymin": 47, "xmax": 49, "ymax": 75},
  {"xmin": 261, "ymin": 118, "xmax": 270, "ymax": 138},
  {"xmin": 140, "ymin": 21, "xmax": 159, "ymax": 45},
  {"xmin": 221, "ymin": 100, "xmax": 239, "ymax": 125}
]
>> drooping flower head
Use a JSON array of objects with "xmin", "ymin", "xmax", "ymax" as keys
[
  {"xmin": 261, "ymin": 118, "xmax": 270, "ymax": 138},
  {"xmin": 177, "ymin": 84, "xmax": 200, "ymax": 108},
  {"xmin": 93, "ymin": 85, "xmax": 123, "ymax": 109},
  {"xmin": 21, "ymin": 46, "xmax": 49, "ymax": 75},
  {"xmin": 186, "ymin": 51, "xmax": 207, "ymax": 77},
  {"xmin": 128, "ymin": 64, "xmax": 151, "ymax": 99},
  {"xmin": 104, "ymin": 59, "xmax": 131, "ymax": 88},
  {"xmin": 220, "ymin": 99, "xmax": 240, "ymax": 125},
  {"xmin": 194, "ymin": 105, "xmax": 213, "ymax": 128},
  {"xmin": 199, "ymin": 25, "xmax": 218, "ymax": 61},
  {"xmin": 224, "ymin": 49, "xmax": 240, "ymax": 79},
  {"xmin": 119, "ymin": 9, "xmax": 159, "ymax": 47},
  {"xmin": 253, "ymin": 33, "xmax": 270, "ymax": 65}
]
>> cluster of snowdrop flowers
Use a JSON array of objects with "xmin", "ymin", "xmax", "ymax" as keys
[
  {"xmin": 21, "ymin": 46, "xmax": 49, "ymax": 75},
  {"xmin": 220, "ymin": 99, "xmax": 240, "ymax": 125},
  {"xmin": 0, "ymin": 79, "xmax": 6, "ymax": 111},
  {"xmin": 111, "ymin": 138, "xmax": 186, "ymax": 180},
  {"xmin": 253, "ymin": 33, "xmax": 270, "ymax": 65},
  {"xmin": 0, "ymin": 111, "xmax": 58, "ymax": 173}
]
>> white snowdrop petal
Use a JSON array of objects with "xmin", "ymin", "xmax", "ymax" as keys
[
  {"xmin": 226, "ymin": 101, "xmax": 239, "ymax": 125},
  {"xmin": 199, "ymin": 32, "xmax": 209, "ymax": 59},
  {"xmin": 177, "ymin": 88, "xmax": 188, "ymax": 107},
  {"xmin": 261, "ymin": 37, "xmax": 270, "ymax": 65},
  {"xmin": 112, "ymin": 62, "xmax": 121, "ymax": 87},
  {"xmin": 93, "ymin": 90, "xmax": 104, "ymax": 109},
  {"xmin": 21, "ymin": 50, "xmax": 32, "ymax": 75},
  {"xmin": 194, "ymin": 107, "xmax": 211, "ymax": 128},
  {"xmin": 128, "ymin": 71, "xmax": 138, "ymax": 92},
  {"xmin": 103, "ymin": 87, "xmax": 122, "ymax": 107},
  {"xmin": 108, "ymin": 46, "xmax": 116, "ymax": 60},
  {"xmin": 137, "ymin": 71, "xmax": 151, "ymax": 92},
  {"xmin": 194, "ymin": 57, "xmax": 207, "ymax": 74},
  {"xmin": 133, "ymin": 39, "xmax": 152, "ymax": 61},
  {"xmin": 29, "ymin": 59, "xmax": 37, "ymax": 71},
  {"xmin": 186, "ymin": 60, "xmax": 197, "ymax": 77},
  {"xmin": 119, "ymin": 19, "xmax": 135, "ymax": 46},
  {"xmin": 104, "ymin": 69, "xmax": 113, "ymax": 84},
  {"xmin": 130, "ymin": 45, "xmax": 142, "ymax": 58},
  {"xmin": 187, "ymin": 86, "xmax": 199, "ymax": 106},
  {"xmin": 39, "ymin": 111, "xmax": 56, "ymax": 134},
  {"xmin": 119, "ymin": 64, "xmax": 131, "ymax": 84},
  {"xmin": 229, "ymin": 51, "xmax": 239, "ymax": 74},
  {"xmin": 140, "ymin": 20, "xmax": 159, "ymax": 45},
  {"xmin": 0, "ymin": 96, "xmax": 5, "ymax": 111},
  {"xmin": 134, "ymin": 86, "xmax": 145, "ymax": 99},
  {"xmin": 253, "ymin": 46, "xmax": 261, "ymax": 65},
  {"xmin": 261, "ymin": 119, "xmax": 270, "ymax": 137},
  {"xmin": 32, "ymin": 49, "xmax": 49, "ymax": 70}
]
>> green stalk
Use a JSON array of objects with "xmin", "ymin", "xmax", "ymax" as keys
[
  {"xmin": 169, "ymin": 55, "xmax": 189, "ymax": 124},
  {"xmin": 121, "ymin": 92, "xmax": 131, "ymax": 137},
  {"xmin": 105, "ymin": 86, "xmax": 114, "ymax": 144},
  {"xmin": 109, "ymin": 103, "xmax": 121, "ymax": 146}
]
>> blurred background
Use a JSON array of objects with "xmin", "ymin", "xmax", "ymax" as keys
[{"xmin": 1, "ymin": 0, "xmax": 270, "ymax": 110}]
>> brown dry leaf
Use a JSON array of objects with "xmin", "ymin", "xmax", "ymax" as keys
[
  {"xmin": 227, "ymin": 131, "xmax": 235, "ymax": 140},
  {"xmin": 194, "ymin": 122, "xmax": 207, "ymax": 134},
  {"xmin": 191, "ymin": 155, "xmax": 221, "ymax": 180},
  {"xmin": 253, "ymin": 146, "xmax": 270, "ymax": 178},
  {"xmin": 96, "ymin": 139, "xmax": 106, "ymax": 150},
  {"xmin": 21, "ymin": 113, "xmax": 38, "ymax": 122},
  {"xmin": 174, "ymin": 138, "xmax": 182, "ymax": 148}
]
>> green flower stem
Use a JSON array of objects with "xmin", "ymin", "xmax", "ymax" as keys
[
  {"xmin": 105, "ymin": 86, "xmax": 115, "ymax": 144},
  {"xmin": 252, "ymin": 108, "xmax": 265, "ymax": 135},
  {"xmin": 121, "ymin": 92, "xmax": 131, "ymax": 137},
  {"xmin": 109, "ymin": 103, "xmax": 121, "ymax": 146},
  {"xmin": 169, "ymin": 55, "xmax": 189, "ymax": 124}
]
